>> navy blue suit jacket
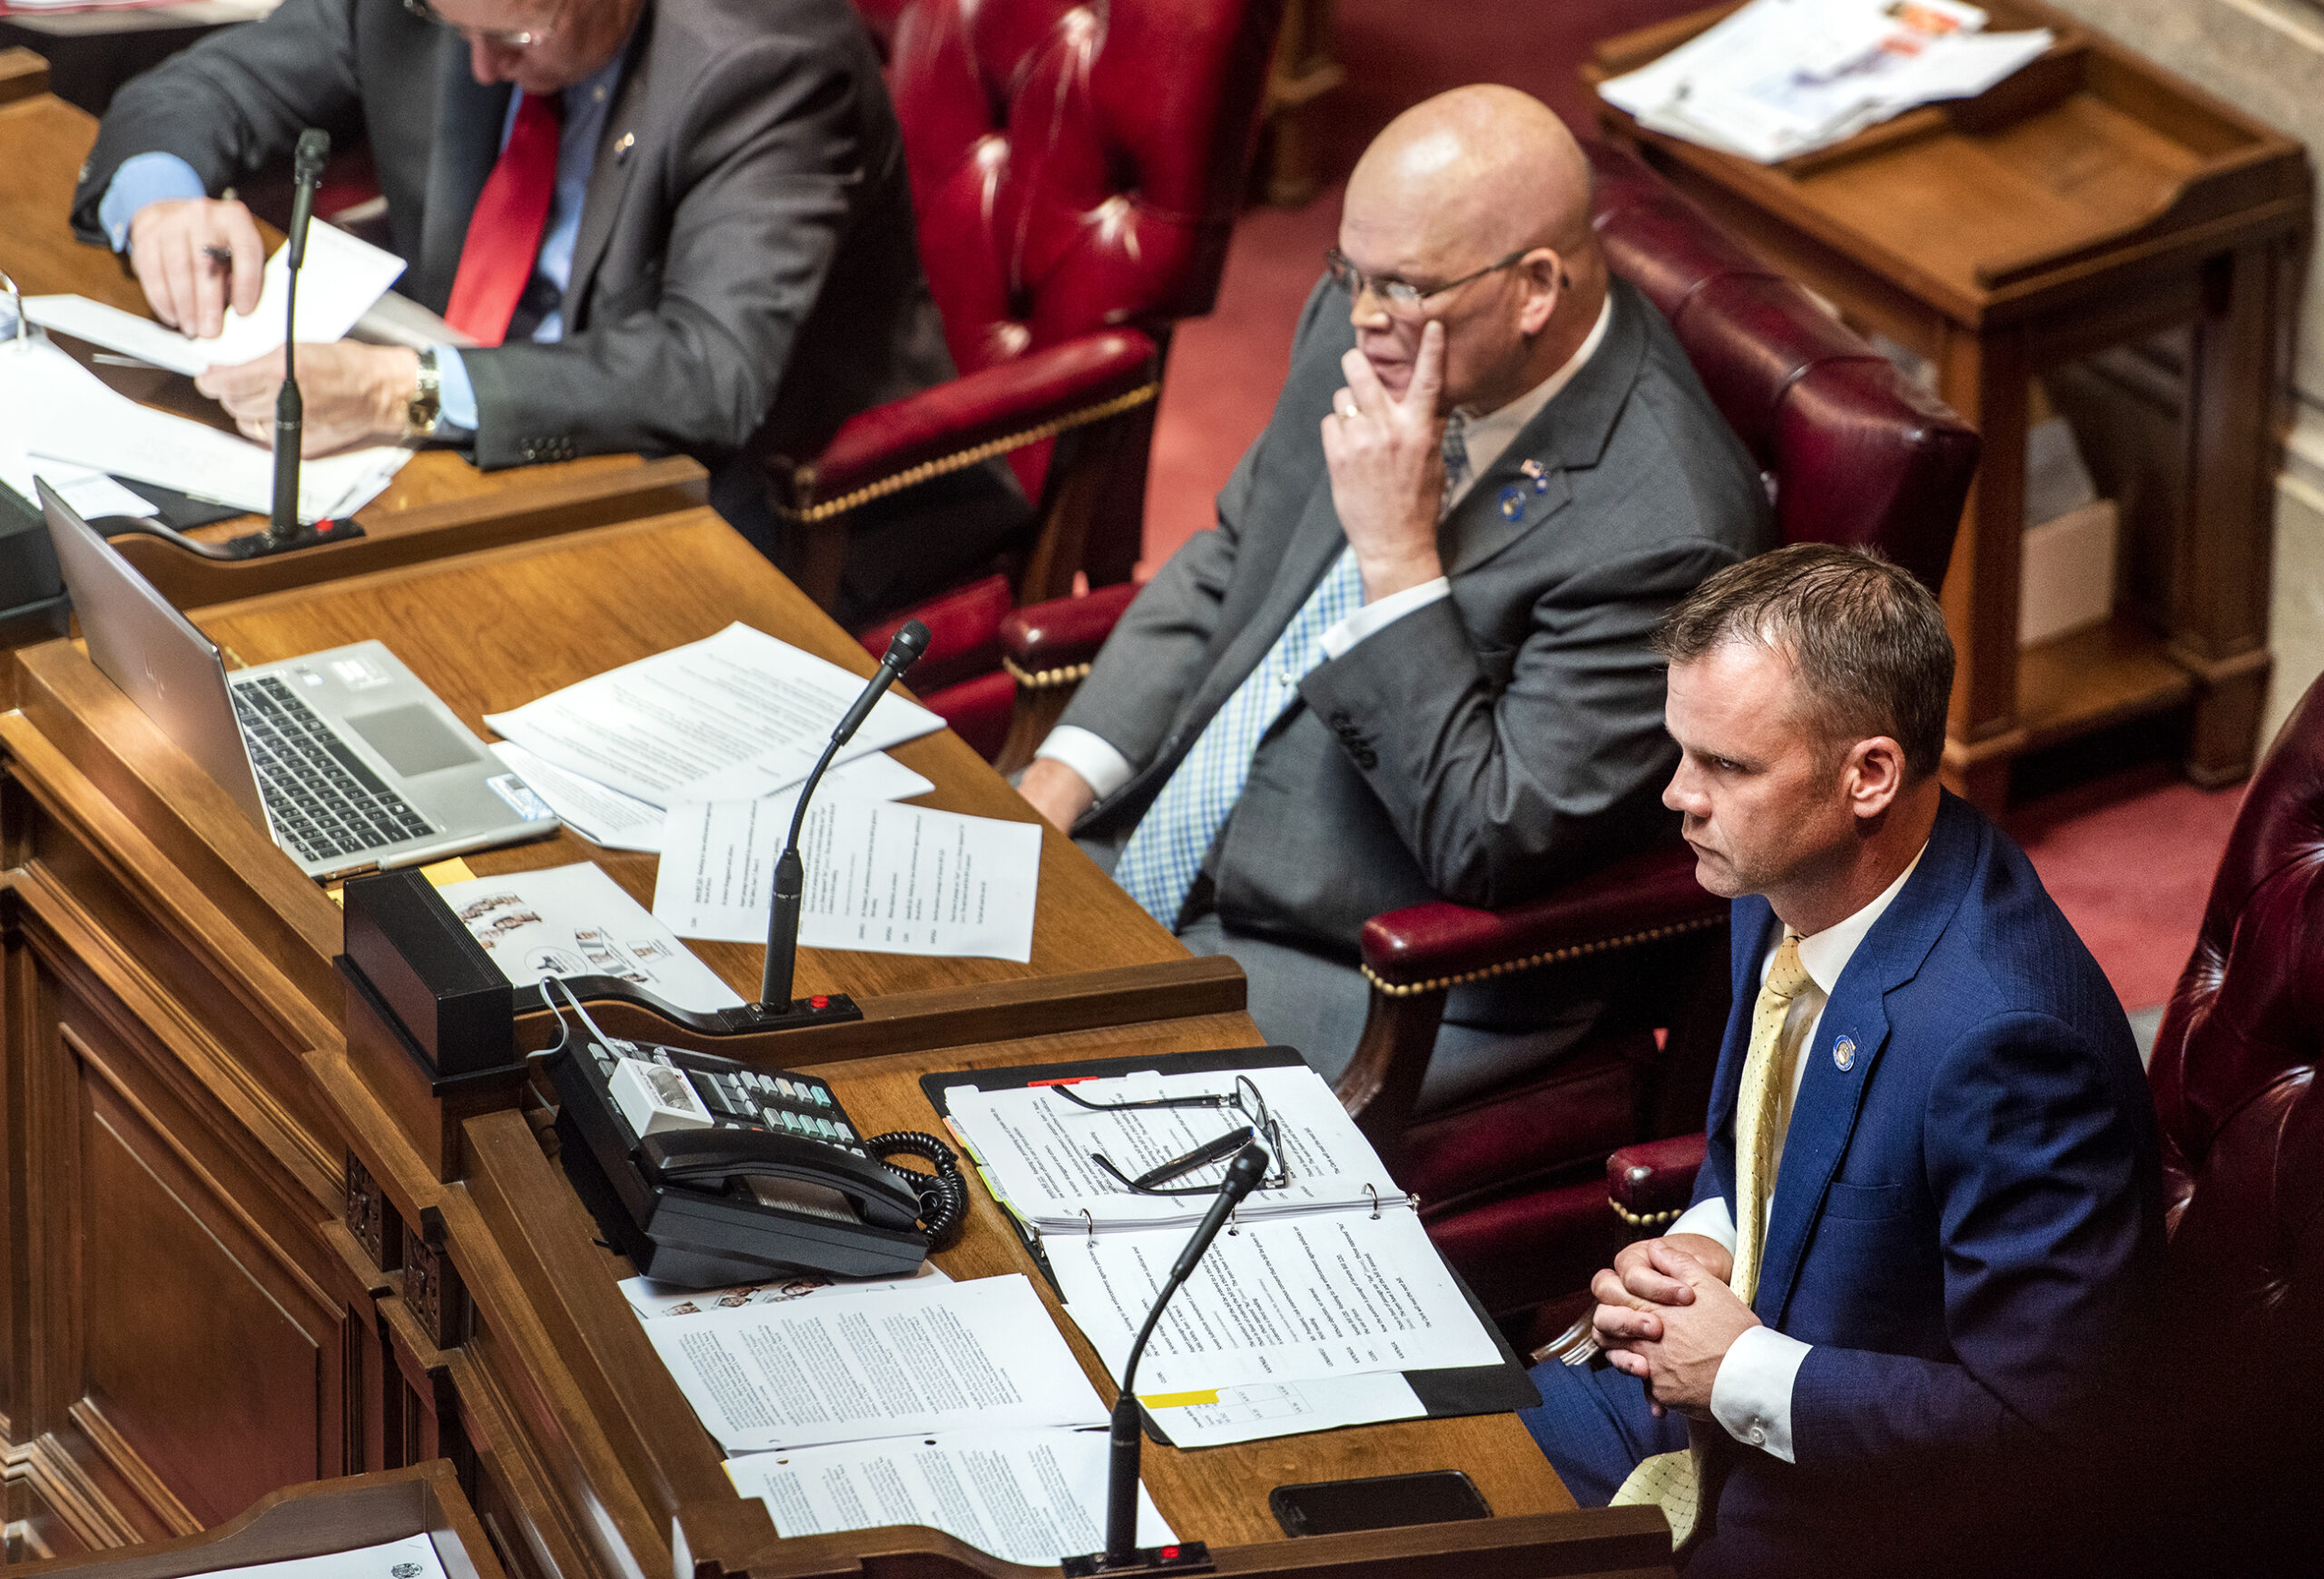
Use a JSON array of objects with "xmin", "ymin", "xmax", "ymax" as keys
[{"xmin": 1684, "ymin": 792, "xmax": 2163, "ymax": 1577}]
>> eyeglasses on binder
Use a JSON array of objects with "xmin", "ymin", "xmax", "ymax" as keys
[{"xmin": 1049, "ymin": 1074, "xmax": 1289, "ymax": 1196}]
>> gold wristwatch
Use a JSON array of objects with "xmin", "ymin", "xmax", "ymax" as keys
[{"xmin": 404, "ymin": 346, "xmax": 443, "ymax": 441}]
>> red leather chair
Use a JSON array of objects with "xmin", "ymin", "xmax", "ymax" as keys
[
  {"xmin": 999, "ymin": 141, "xmax": 1979, "ymax": 1341},
  {"xmin": 793, "ymin": 0, "xmax": 1284, "ymax": 759}
]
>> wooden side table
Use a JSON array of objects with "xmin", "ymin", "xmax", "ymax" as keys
[{"xmin": 1588, "ymin": 1, "xmax": 2311, "ymax": 807}]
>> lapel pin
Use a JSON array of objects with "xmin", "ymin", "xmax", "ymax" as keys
[
  {"xmin": 1833, "ymin": 1035, "xmax": 1857, "ymax": 1072},
  {"xmin": 614, "ymin": 131, "xmax": 636, "ymax": 161},
  {"xmin": 1519, "ymin": 457, "xmax": 1550, "ymax": 492},
  {"xmin": 1496, "ymin": 483, "xmax": 1526, "ymax": 519}
]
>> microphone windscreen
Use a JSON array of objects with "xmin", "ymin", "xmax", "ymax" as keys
[
  {"xmin": 294, "ymin": 128, "xmax": 331, "ymax": 182},
  {"xmin": 886, "ymin": 619, "xmax": 931, "ymax": 673}
]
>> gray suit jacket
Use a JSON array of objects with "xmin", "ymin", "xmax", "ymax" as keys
[
  {"xmin": 71, "ymin": 0, "xmax": 953, "ymax": 476},
  {"xmin": 1064, "ymin": 276, "xmax": 1774, "ymax": 953}
]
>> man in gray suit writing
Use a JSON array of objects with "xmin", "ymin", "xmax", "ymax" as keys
[
  {"xmin": 1019, "ymin": 86, "xmax": 1773, "ymax": 1107},
  {"xmin": 72, "ymin": 0, "xmax": 1019, "ymax": 624}
]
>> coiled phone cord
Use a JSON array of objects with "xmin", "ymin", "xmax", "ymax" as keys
[{"xmin": 864, "ymin": 1130, "xmax": 970, "ymax": 1249}]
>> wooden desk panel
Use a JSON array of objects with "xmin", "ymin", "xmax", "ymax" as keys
[
  {"xmin": 186, "ymin": 508, "xmax": 1189, "ymax": 1002},
  {"xmin": 2, "ymin": 462, "xmax": 1584, "ymax": 1579}
]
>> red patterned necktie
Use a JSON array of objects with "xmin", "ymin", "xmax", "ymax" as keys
[{"xmin": 444, "ymin": 90, "xmax": 564, "ymax": 347}]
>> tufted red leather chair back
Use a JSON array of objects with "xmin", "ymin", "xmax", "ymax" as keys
[
  {"xmin": 1586, "ymin": 142, "xmax": 1977, "ymax": 592},
  {"xmin": 2150, "ymin": 669, "xmax": 2324, "ymax": 1318},
  {"xmin": 2140, "ymin": 673, "xmax": 2324, "ymax": 1561},
  {"xmin": 849, "ymin": 0, "xmax": 1281, "ymax": 500}
]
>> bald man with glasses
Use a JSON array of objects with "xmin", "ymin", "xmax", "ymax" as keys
[
  {"xmin": 71, "ymin": 0, "xmax": 1023, "ymax": 626},
  {"xmin": 1018, "ymin": 86, "xmax": 1773, "ymax": 1106}
]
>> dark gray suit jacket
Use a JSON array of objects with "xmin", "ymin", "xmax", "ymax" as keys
[
  {"xmin": 71, "ymin": 0, "xmax": 953, "ymax": 477},
  {"xmin": 1064, "ymin": 276, "xmax": 1774, "ymax": 954}
]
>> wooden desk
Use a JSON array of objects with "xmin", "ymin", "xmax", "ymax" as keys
[
  {"xmin": 13, "ymin": 1462, "xmax": 505, "ymax": 1577},
  {"xmin": 1589, "ymin": 1, "xmax": 2312, "ymax": 807},
  {"xmin": 0, "ymin": 503, "xmax": 1613, "ymax": 1577},
  {"xmin": 0, "ymin": 48, "xmax": 701, "ymax": 623}
]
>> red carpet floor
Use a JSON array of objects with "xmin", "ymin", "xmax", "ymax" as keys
[{"xmin": 1132, "ymin": 0, "xmax": 2240, "ymax": 1016}]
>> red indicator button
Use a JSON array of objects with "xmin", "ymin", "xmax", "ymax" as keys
[
  {"xmin": 1160, "ymin": 1548, "xmax": 1179, "ymax": 1561},
  {"xmin": 810, "ymin": 994, "xmax": 830, "ymax": 1009}
]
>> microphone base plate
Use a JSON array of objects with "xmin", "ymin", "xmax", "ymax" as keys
[
  {"xmin": 709, "ymin": 993, "xmax": 865, "ymax": 1033},
  {"xmin": 1061, "ymin": 1544, "xmax": 1213, "ymax": 1577},
  {"xmin": 217, "ymin": 518, "xmax": 368, "ymax": 558}
]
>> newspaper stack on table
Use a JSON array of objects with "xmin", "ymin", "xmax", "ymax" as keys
[{"xmin": 1599, "ymin": 0, "xmax": 2053, "ymax": 164}]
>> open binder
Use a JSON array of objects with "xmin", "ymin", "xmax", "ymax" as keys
[{"xmin": 921, "ymin": 1044, "xmax": 1540, "ymax": 1441}]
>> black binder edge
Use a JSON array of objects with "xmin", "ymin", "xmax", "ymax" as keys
[{"xmin": 918, "ymin": 1045, "xmax": 1540, "ymax": 1446}]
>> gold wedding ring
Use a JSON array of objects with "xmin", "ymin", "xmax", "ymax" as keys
[{"xmin": 1336, "ymin": 402, "xmax": 1357, "ymax": 421}]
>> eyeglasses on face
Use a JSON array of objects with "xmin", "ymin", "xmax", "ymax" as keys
[
  {"xmin": 1324, "ymin": 246, "xmax": 1537, "ymax": 312},
  {"xmin": 1049, "ymin": 1074, "xmax": 1291, "ymax": 1198},
  {"xmin": 403, "ymin": 0, "xmax": 562, "ymax": 49}
]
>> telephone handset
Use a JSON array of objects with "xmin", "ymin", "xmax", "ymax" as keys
[{"xmin": 542, "ymin": 984, "xmax": 966, "ymax": 1287}]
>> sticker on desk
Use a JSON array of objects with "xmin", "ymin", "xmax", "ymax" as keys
[
  {"xmin": 328, "ymin": 653, "xmax": 396, "ymax": 690},
  {"xmin": 1139, "ymin": 1374, "xmax": 1426, "ymax": 1448},
  {"xmin": 487, "ymin": 772, "xmax": 555, "ymax": 822}
]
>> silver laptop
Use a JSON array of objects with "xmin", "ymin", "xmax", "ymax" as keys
[{"xmin": 38, "ymin": 479, "xmax": 560, "ymax": 880}]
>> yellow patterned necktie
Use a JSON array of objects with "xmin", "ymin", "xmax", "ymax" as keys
[{"xmin": 1610, "ymin": 933, "xmax": 1813, "ymax": 1547}]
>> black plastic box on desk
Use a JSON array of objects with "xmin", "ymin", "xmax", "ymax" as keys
[{"xmin": 338, "ymin": 868, "xmax": 528, "ymax": 1180}]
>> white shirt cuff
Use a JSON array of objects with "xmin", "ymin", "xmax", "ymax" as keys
[
  {"xmin": 1670, "ymin": 1195, "xmax": 1738, "ymax": 1255},
  {"xmin": 1709, "ymin": 1324, "xmax": 1810, "ymax": 1464},
  {"xmin": 1318, "ymin": 577, "xmax": 1450, "ymax": 660},
  {"xmin": 1034, "ymin": 725, "xmax": 1136, "ymax": 801}
]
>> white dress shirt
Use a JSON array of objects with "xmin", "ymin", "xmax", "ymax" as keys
[
  {"xmin": 1037, "ymin": 292, "xmax": 1615, "ymax": 799},
  {"xmin": 1668, "ymin": 844, "xmax": 1927, "ymax": 1463}
]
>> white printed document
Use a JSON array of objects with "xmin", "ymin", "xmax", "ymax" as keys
[
  {"xmin": 726, "ymin": 1427, "xmax": 1173, "ymax": 1564},
  {"xmin": 0, "ymin": 337, "xmax": 409, "ymax": 522},
  {"xmin": 484, "ymin": 623, "xmax": 945, "ymax": 806},
  {"xmin": 621, "ymin": 1261, "xmax": 949, "ymax": 1318},
  {"xmin": 943, "ymin": 1063, "xmax": 1411, "ymax": 1232},
  {"xmin": 656, "ymin": 796, "xmax": 1040, "ymax": 962},
  {"xmin": 183, "ymin": 1533, "xmax": 447, "ymax": 1579},
  {"xmin": 1141, "ymin": 1373, "xmax": 1425, "ymax": 1449},
  {"xmin": 490, "ymin": 741, "xmax": 670, "ymax": 852},
  {"xmin": 1046, "ymin": 1208, "xmax": 1502, "ymax": 1392},
  {"xmin": 25, "ymin": 224, "xmax": 408, "ymax": 375},
  {"xmin": 642, "ymin": 1273, "xmax": 1108, "ymax": 1454},
  {"xmin": 433, "ymin": 861, "xmax": 744, "ymax": 1012}
]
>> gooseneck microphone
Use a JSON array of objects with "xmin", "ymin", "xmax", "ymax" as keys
[
  {"xmin": 268, "ymin": 127, "xmax": 330, "ymax": 544},
  {"xmin": 1080, "ymin": 1142, "xmax": 1271, "ymax": 1574},
  {"xmin": 758, "ymin": 619, "xmax": 931, "ymax": 1009}
]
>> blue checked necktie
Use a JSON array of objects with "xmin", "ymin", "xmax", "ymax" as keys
[{"xmin": 1112, "ymin": 416, "xmax": 1472, "ymax": 928}]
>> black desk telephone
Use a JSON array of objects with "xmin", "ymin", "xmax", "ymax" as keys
[{"xmin": 547, "ymin": 998, "xmax": 966, "ymax": 1288}]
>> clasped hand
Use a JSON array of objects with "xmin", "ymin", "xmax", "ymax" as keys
[
  {"xmin": 1590, "ymin": 1233, "xmax": 1758, "ymax": 1419},
  {"xmin": 1318, "ymin": 319, "xmax": 1449, "ymax": 603}
]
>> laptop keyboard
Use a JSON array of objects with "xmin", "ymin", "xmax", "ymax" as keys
[{"xmin": 231, "ymin": 675, "xmax": 434, "ymax": 865}]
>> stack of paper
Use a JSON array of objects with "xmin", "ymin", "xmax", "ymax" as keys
[
  {"xmin": 0, "ymin": 337, "xmax": 408, "ymax": 524},
  {"xmin": 482, "ymin": 623, "xmax": 1045, "ymax": 963},
  {"xmin": 638, "ymin": 1272, "xmax": 1174, "ymax": 1564},
  {"xmin": 1599, "ymin": 0, "xmax": 2053, "ymax": 163},
  {"xmin": 940, "ymin": 1060, "xmax": 1507, "ymax": 1446},
  {"xmin": 431, "ymin": 861, "xmax": 745, "ymax": 1014}
]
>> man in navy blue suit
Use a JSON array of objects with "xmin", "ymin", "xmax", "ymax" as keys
[{"xmin": 1519, "ymin": 544, "xmax": 2164, "ymax": 1576}]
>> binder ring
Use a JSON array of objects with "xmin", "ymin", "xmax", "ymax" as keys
[
  {"xmin": 1364, "ymin": 1183, "xmax": 1381, "ymax": 1220},
  {"xmin": 1081, "ymin": 1209, "xmax": 1096, "ymax": 1244}
]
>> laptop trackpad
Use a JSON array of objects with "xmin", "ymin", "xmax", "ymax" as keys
[{"xmin": 344, "ymin": 704, "xmax": 481, "ymax": 776}]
